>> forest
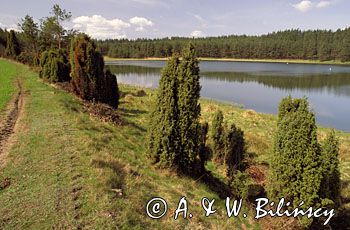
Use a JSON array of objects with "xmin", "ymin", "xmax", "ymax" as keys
[{"xmin": 97, "ymin": 29, "xmax": 350, "ymax": 61}]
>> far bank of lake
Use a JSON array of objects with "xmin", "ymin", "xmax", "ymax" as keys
[{"xmin": 106, "ymin": 60, "xmax": 350, "ymax": 132}]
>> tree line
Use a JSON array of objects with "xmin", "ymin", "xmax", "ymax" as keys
[{"xmin": 98, "ymin": 29, "xmax": 350, "ymax": 62}]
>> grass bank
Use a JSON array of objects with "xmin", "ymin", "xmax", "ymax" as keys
[
  {"xmin": 104, "ymin": 56, "xmax": 350, "ymax": 66},
  {"xmin": 0, "ymin": 59, "xmax": 18, "ymax": 112},
  {"xmin": 0, "ymin": 59, "xmax": 349, "ymax": 229},
  {"xmin": 0, "ymin": 60, "xmax": 258, "ymax": 229}
]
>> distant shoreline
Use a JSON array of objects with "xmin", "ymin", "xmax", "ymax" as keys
[{"xmin": 104, "ymin": 56, "xmax": 350, "ymax": 66}]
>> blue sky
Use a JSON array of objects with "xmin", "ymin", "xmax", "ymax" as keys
[{"xmin": 0, "ymin": 0, "xmax": 349, "ymax": 39}]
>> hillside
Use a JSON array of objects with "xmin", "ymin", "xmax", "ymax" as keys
[{"xmin": 0, "ymin": 59, "xmax": 349, "ymax": 229}]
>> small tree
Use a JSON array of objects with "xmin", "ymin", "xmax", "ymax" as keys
[
  {"xmin": 70, "ymin": 34, "xmax": 104, "ymax": 101},
  {"xmin": 225, "ymin": 123, "xmax": 245, "ymax": 178},
  {"xmin": 177, "ymin": 43, "xmax": 201, "ymax": 173},
  {"xmin": 199, "ymin": 122, "xmax": 211, "ymax": 172},
  {"xmin": 70, "ymin": 34, "xmax": 119, "ymax": 108},
  {"xmin": 18, "ymin": 15, "xmax": 39, "ymax": 65},
  {"xmin": 269, "ymin": 96, "xmax": 322, "ymax": 228},
  {"xmin": 211, "ymin": 110, "xmax": 225, "ymax": 163},
  {"xmin": 148, "ymin": 56, "xmax": 180, "ymax": 167},
  {"xmin": 5, "ymin": 30, "xmax": 20, "ymax": 59},
  {"xmin": 229, "ymin": 170, "xmax": 250, "ymax": 200},
  {"xmin": 104, "ymin": 70, "xmax": 120, "ymax": 109},
  {"xmin": 0, "ymin": 28, "xmax": 6, "ymax": 57},
  {"xmin": 39, "ymin": 49, "xmax": 70, "ymax": 82},
  {"xmin": 51, "ymin": 4, "xmax": 71, "ymax": 49},
  {"xmin": 39, "ymin": 5, "xmax": 72, "ymax": 51},
  {"xmin": 147, "ymin": 43, "xmax": 204, "ymax": 175},
  {"xmin": 320, "ymin": 130, "xmax": 341, "ymax": 206}
]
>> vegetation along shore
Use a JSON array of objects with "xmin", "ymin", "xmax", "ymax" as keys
[{"xmin": 1, "ymin": 3, "xmax": 350, "ymax": 230}]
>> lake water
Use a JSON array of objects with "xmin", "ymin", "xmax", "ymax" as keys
[{"xmin": 106, "ymin": 60, "xmax": 350, "ymax": 132}]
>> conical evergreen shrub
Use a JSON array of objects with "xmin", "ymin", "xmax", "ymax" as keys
[
  {"xmin": 5, "ymin": 30, "xmax": 20, "ymax": 59},
  {"xmin": 148, "ymin": 56, "xmax": 180, "ymax": 167},
  {"xmin": 269, "ymin": 96, "xmax": 323, "ymax": 227},
  {"xmin": 224, "ymin": 123, "xmax": 245, "ymax": 178},
  {"xmin": 70, "ymin": 34, "xmax": 119, "ymax": 108},
  {"xmin": 147, "ymin": 43, "xmax": 203, "ymax": 175},
  {"xmin": 320, "ymin": 130, "xmax": 341, "ymax": 206},
  {"xmin": 39, "ymin": 49, "xmax": 69, "ymax": 83},
  {"xmin": 177, "ymin": 43, "xmax": 202, "ymax": 173}
]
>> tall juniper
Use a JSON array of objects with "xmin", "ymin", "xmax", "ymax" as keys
[
  {"xmin": 269, "ymin": 97, "xmax": 323, "ymax": 227},
  {"xmin": 148, "ymin": 56, "xmax": 180, "ymax": 167},
  {"xmin": 177, "ymin": 43, "xmax": 202, "ymax": 173},
  {"xmin": 148, "ymin": 43, "xmax": 202, "ymax": 174}
]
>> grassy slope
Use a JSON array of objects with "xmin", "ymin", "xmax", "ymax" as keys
[
  {"xmin": 0, "ymin": 61, "xmax": 258, "ymax": 229},
  {"xmin": 0, "ymin": 59, "xmax": 18, "ymax": 112},
  {"xmin": 0, "ymin": 59, "xmax": 349, "ymax": 229},
  {"xmin": 104, "ymin": 56, "xmax": 350, "ymax": 66}
]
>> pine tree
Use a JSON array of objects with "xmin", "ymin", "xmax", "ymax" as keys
[
  {"xmin": 211, "ymin": 110, "xmax": 225, "ymax": 163},
  {"xmin": 148, "ymin": 56, "xmax": 180, "ymax": 167},
  {"xmin": 269, "ymin": 96, "xmax": 322, "ymax": 227},
  {"xmin": 225, "ymin": 123, "xmax": 245, "ymax": 178},
  {"xmin": 340, "ymin": 36, "xmax": 350, "ymax": 62},
  {"xmin": 0, "ymin": 28, "xmax": 6, "ymax": 57},
  {"xmin": 18, "ymin": 15, "xmax": 39, "ymax": 65},
  {"xmin": 177, "ymin": 43, "xmax": 202, "ymax": 173},
  {"xmin": 5, "ymin": 30, "xmax": 20, "ymax": 59},
  {"xmin": 320, "ymin": 130, "xmax": 341, "ymax": 206}
]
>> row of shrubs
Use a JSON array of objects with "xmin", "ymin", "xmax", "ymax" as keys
[
  {"xmin": 3, "ymin": 29, "xmax": 120, "ymax": 109},
  {"xmin": 148, "ymin": 45, "xmax": 341, "ymax": 228},
  {"xmin": 38, "ymin": 34, "xmax": 119, "ymax": 108}
]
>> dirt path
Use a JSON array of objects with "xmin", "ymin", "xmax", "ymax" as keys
[{"xmin": 0, "ymin": 79, "xmax": 24, "ymax": 168}]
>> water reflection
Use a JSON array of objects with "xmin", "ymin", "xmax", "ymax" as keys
[{"xmin": 106, "ymin": 61, "xmax": 350, "ymax": 132}]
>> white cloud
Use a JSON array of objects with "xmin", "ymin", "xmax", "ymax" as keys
[
  {"xmin": 0, "ymin": 22, "xmax": 20, "ymax": 32},
  {"xmin": 292, "ymin": 1, "xmax": 333, "ymax": 12},
  {"xmin": 316, "ymin": 1, "xmax": 331, "ymax": 8},
  {"xmin": 190, "ymin": 30, "xmax": 205, "ymax": 38},
  {"xmin": 292, "ymin": 0, "xmax": 314, "ymax": 12},
  {"xmin": 72, "ymin": 15, "xmax": 130, "ymax": 39},
  {"xmin": 129, "ymin": 17, "xmax": 154, "ymax": 32}
]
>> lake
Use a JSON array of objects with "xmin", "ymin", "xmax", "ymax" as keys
[{"xmin": 106, "ymin": 60, "xmax": 350, "ymax": 132}]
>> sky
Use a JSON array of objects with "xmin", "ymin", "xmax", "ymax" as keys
[{"xmin": 0, "ymin": 0, "xmax": 349, "ymax": 40}]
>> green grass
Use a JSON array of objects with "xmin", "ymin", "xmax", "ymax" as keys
[
  {"xmin": 0, "ymin": 60, "xmax": 258, "ymax": 229},
  {"xmin": 1, "ymin": 59, "xmax": 349, "ymax": 229},
  {"xmin": 0, "ymin": 59, "xmax": 18, "ymax": 112}
]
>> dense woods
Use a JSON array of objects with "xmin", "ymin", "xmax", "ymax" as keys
[{"xmin": 98, "ymin": 29, "xmax": 350, "ymax": 62}]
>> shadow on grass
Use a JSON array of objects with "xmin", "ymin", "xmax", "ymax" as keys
[
  {"xmin": 119, "ymin": 108, "xmax": 148, "ymax": 118},
  {"xmin": 124, "ymin": 120, "xmax": 147, "ymax": 133},
  {"xmin": 201, "ymin": 172, "xmax": 232, "ymax": 199},
  {"xmin": 92, "ymin": 159, "xmax": 126, "ymax": 193},
  {"xmin": 60, "ymin": 96, "xmax": 82, "ymax": 113}
]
